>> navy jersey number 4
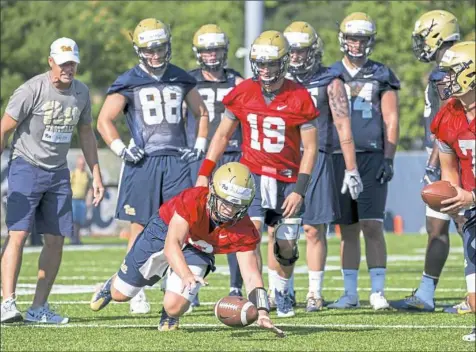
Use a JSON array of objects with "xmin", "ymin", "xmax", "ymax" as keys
[{"xmin": 330, "ymin": 60, "xmax": 400, "ymax": 152}]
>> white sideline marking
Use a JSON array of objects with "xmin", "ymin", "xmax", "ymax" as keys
[
  {"xmin": 23, "ymin": 244, "xmax": 125, "ymax": 254},
  {"xmin": 7, "ymin": 284, "xmax": 466, "ymax": 296},
  {"xmin": 1, "ymin": 323, "xmax": 472, "ymax": 329}
]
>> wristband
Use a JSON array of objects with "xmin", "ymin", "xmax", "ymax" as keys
[
  {"xmin": 294, "ymin": 173, "xmax": 311, "ymax": 197},
  {"xmin": 248, "ymin": 287, "xmax": 270, "ymax": 313},
  {"xmin": 194, "ymin": 137, "xmax": 207, "ymax": 151},
  {"xmin": 198, "ymin": 159, "xmax": 216, "ymax": 177},
  {"xmin": 110, "ymin": 139, "xmax": 126, "ymax": 157}
]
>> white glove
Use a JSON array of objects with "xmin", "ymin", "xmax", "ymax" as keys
[
  {"xmin": 110, "ymin": 139, "xmax": 145, "ymax": 164},
  {"xmin": 180, "ymin": 137, "xmax": 207, "ymax": 162},
  {"xmin": 341, "ymin": 168, "xmax": 363, "ymax": 200}
]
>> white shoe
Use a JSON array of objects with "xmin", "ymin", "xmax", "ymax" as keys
[
  {"xmin": 463, "ymin": 328, "xmax": 475, "ymax": 342},
  {"xmin": 129, "ymin": 289, "xmax": 150, "ymax": 314},
  {"xmin": 369, "ymin": 292, "xmax": 389, "ymax": 310},
  {"xmin": 327, "ymin": 293, "xmax": 360, "ymax": 309},
  {"xmin": 1, "ymin": 297, "xmax": 23, "ymax": 323},
  {"xmin": 25, "ymin": 303, "xmax": 68, "ymax": 324}
]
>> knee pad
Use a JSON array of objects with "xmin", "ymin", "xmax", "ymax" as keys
[
  {"xmin": 273, "ymin": 218, "xmax": 301, "ymax": 266},
  {"xmin": 164, "ymin": 264, "xmax": 208, "ymax": 302}
]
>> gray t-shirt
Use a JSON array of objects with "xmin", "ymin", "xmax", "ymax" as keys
[{"xmin": 6, "ymin": 72, "xmax": 92, "ymax": 170}]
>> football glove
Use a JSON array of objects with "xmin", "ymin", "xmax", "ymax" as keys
[
  {"xmin": 375, "ymin": 158, "xmax": 394, "ymax": 184},
  {"xmin": 421, "ymin": 165, "xmax": 441, "ymax": 186},
  {"xmin": 180, "ymin": 137, "xmax": 207, "ymax": 162},
  {"xmin": 110, "ymin": 139, "xmax": 145, "ymax": 164},
  {"xmin": 341, "ymin": 168, "xmax": 363, "ymax": 200}
]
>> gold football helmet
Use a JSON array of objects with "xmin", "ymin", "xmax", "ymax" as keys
[
  {"xmin": 284, "ymin": 21, "xmax": 324, "ymax": 79},
  {"xmin": 437, "ymin": 41, "xmax": 475, "ymax": 100},
  {"xmin": 249, "ymin": 30, "xmax": 289, "ymax": 88},
  {"xmin": 193, "ymin": 24, "xmax": 229, "ymax": 72},
  {"xmin": 209, "ymin": 162, "xmax": 255, "ymax": 224},
  {"xmin": 339, "ymin": 12, "xmax": 376, "ymax": 59},
  {"xmin": 132, "ymin": 18, "xmax": 172, "ymax": 71},
  {"xmin": 412, "ymin": 10, "xmax": 460, "ymax": 62}
]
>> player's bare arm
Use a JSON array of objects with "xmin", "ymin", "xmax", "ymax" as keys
[
  {"xmin": 236, "ymin": 250, "xmax": 285, "ymax": 337},
  {"xmin": 196, "ymin": 114, "xmax": 239, "ymax": 187},
  {"xmin": 77, "ymin": 123, "xmax": 105, "ymax": 206},
  {"xmin": 0, "ymin": 113, "xmax": 18, "ymax": 155},
  {"xmin": 164, "ymin": 212, "xmax": 207, "ymax": 292},
  {"xmin": 439, "ymin": 146, "xmax": 474, "ymax": 214},
  {"xmin": 381, "ymin": 90, "xmax": 400, "ymax": 159},
  {"xmin": 282, "ymin": 125, "xmax": 317, "ymax": 218},
  {"xmin": 96, "ymin": 93, "xmax": 127, "ymax": 145},
  {"xmin": 185, "ymin": 87, "xmax": 209, "ymax": 140},
  {"xmin": 328, "ymin": 78, "xmax": 357, "ymax": 171}
]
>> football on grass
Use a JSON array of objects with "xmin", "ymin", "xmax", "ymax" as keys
[
  {"xmin": 214, "ymin": 296, "xmax": 258, "ymax": 327},
  {"xmin": 421, "ymin": 180, "xmax": 457, "ymax": 211}
]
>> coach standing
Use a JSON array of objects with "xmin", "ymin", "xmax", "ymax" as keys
[{"xmin": 0, "ymin": 37, "xmax": 104, "ymax": 324}]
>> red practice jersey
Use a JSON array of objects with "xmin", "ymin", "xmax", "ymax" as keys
[
  {"xmin": 431, "ymin": 98, "xmax": 476, "ymax": 192},
  {"xmin": 159, "ymin": 187, "xmax": 260, "ymax": 254},
  {"xmin": 222, "ymin": 78, "xmax": 319, "ymax": 182}
]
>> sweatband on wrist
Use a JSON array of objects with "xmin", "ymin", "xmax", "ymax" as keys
[
  {"xmin": 110, "ymin": 139, "xmax": 126, "ymax": 157},
  {"xmin": 294, "ymin": 173, "xmax": 311, "ymax": 197},
  {"xmin": 194, "ymin": 137, "xmax": 207, "ymax": 151},
  {"xmin": 248, "ymin": 287, "xmax": 270, "ymax": 312},
  {"xmin": 198, "ymin": 159, "xmax": 216, "ymax": 177}
]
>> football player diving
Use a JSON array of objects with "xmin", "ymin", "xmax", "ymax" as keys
[{"xmin": 90, "ymin": 162, "xmax": 284, "ymax": 336}]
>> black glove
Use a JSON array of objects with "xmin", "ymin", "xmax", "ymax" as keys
[
  {"xmin": 421, "ymin": 165, "xmax": 441, "ymax": 186},
  {"xmin": 376, "ymin": 158, "xmax": 394, "ymax": 184}
]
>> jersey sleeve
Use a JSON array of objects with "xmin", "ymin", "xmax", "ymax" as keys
[
  {"xmin": 5, "ymin": 83, "xmax": 35, "ymax": 123},
  {"xmin": 107, "ymin": 72, "xmax": 133, "ymax": 96},
  {"xmin": 381, "ymin": 67, "xmax": 401, "ymax": 91},
  {"xmin": 298, "ymin": 87, "xmax": 320, "ymax": 121},
  {"xmin": 172, "ymin": 188, "xmax": 204, "ymax": 225}
]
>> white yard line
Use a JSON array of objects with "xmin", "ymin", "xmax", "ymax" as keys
[
  {"xmin": 1, "ymin": 323, "xmax": 472, "ymax": 329},
  {"xmin": 7, "ymin": 284, "xmax": 466, "ymax": 297}
]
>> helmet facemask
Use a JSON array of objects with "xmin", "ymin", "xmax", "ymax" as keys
[
  {"xmin": 288, "ymin": 45, "xmax": 322, "ymax": 80},
  {"xmin": 339, "ymin": 33, "xmax": 375, "ymax": 60},
  {"xmin": 437, "ymin": 61, "xmax": 476, "ymax": 100},
  {"xmin": 207, "ymin": 184, "xmax": 250, "ymax": 226},
  {"xmin": 135, "ymin": 41, "xmax": 171, "ymax": 74},
  {"xmin": 251, "ymin": 55, "xmax": 289, "ymax": 89},
  {"xmin": 195, "ymin": 47, "xmax": 228, "ymax": 72}
]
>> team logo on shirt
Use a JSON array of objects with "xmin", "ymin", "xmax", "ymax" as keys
[{"xmin": 41, "ymin": 101, "xmax": 80, "ymax": 144}]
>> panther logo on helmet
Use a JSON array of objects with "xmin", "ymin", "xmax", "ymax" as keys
[
  {"xmin": 131, "ymin": 18, "xmax": 172, "ymax": 72},
  {"xmin": 436, "ymin": 41, "xmax": 475, "ymax": 100},
  {"xmin": 412, "ymin": 10, "xmax": 460, "ymax": 63},
  {"xmin": 193, "ymin": 24, "xmax": 229, "ymax": 72},
  {"xmin": 208, "ymin": 162, "xmax": 255, "ymax": 225},
  {"xmin": 249, "ymin": 30, "xmax": 290, "ymax": 89}
]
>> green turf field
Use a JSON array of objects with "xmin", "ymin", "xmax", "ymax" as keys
[{"xmin": 1, "ymin": 234, "xmax": 474, "ymax": 351}]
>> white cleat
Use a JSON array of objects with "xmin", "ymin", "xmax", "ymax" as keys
[
  {"xmin": 463, "ymin": 328, "xmax": 475, "ymax": 342},
  {"xmin": 327, "ymin": 294, "xmax": 360, "ymax": 309},
  {"xmin": 369, "ymin": 292, "xmax": 390, "ymax": 310},
  {"xmin": 1, "ymin": 297, "xmax": 23, "ymax": 323},
  {"xmin": 129, "ymin": 289, "xmax": 151, "ymax": 314}
]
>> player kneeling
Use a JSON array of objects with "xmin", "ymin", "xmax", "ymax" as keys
[{"xmin": 90, "ymin": 162, "xmax": 280, "ymax": 333}]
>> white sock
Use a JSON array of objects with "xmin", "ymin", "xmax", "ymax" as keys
[
  {"xmin": 275, "ymin": 274, "xmax": 290, "ymax": 293},
  {"xmin": 342, "ymin": 269, "xmax": 358, "ymax": 296},
  {"xmin": 369, "ymin": 268, "xmax": 386, "ymax": 294},
  {"xmin": 308, "ymin": 271, "xmax": 324, "ymax": 298},
  {"xmin": 268, "ymin": 269, "xmax": 277, "ymax": 292}
]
